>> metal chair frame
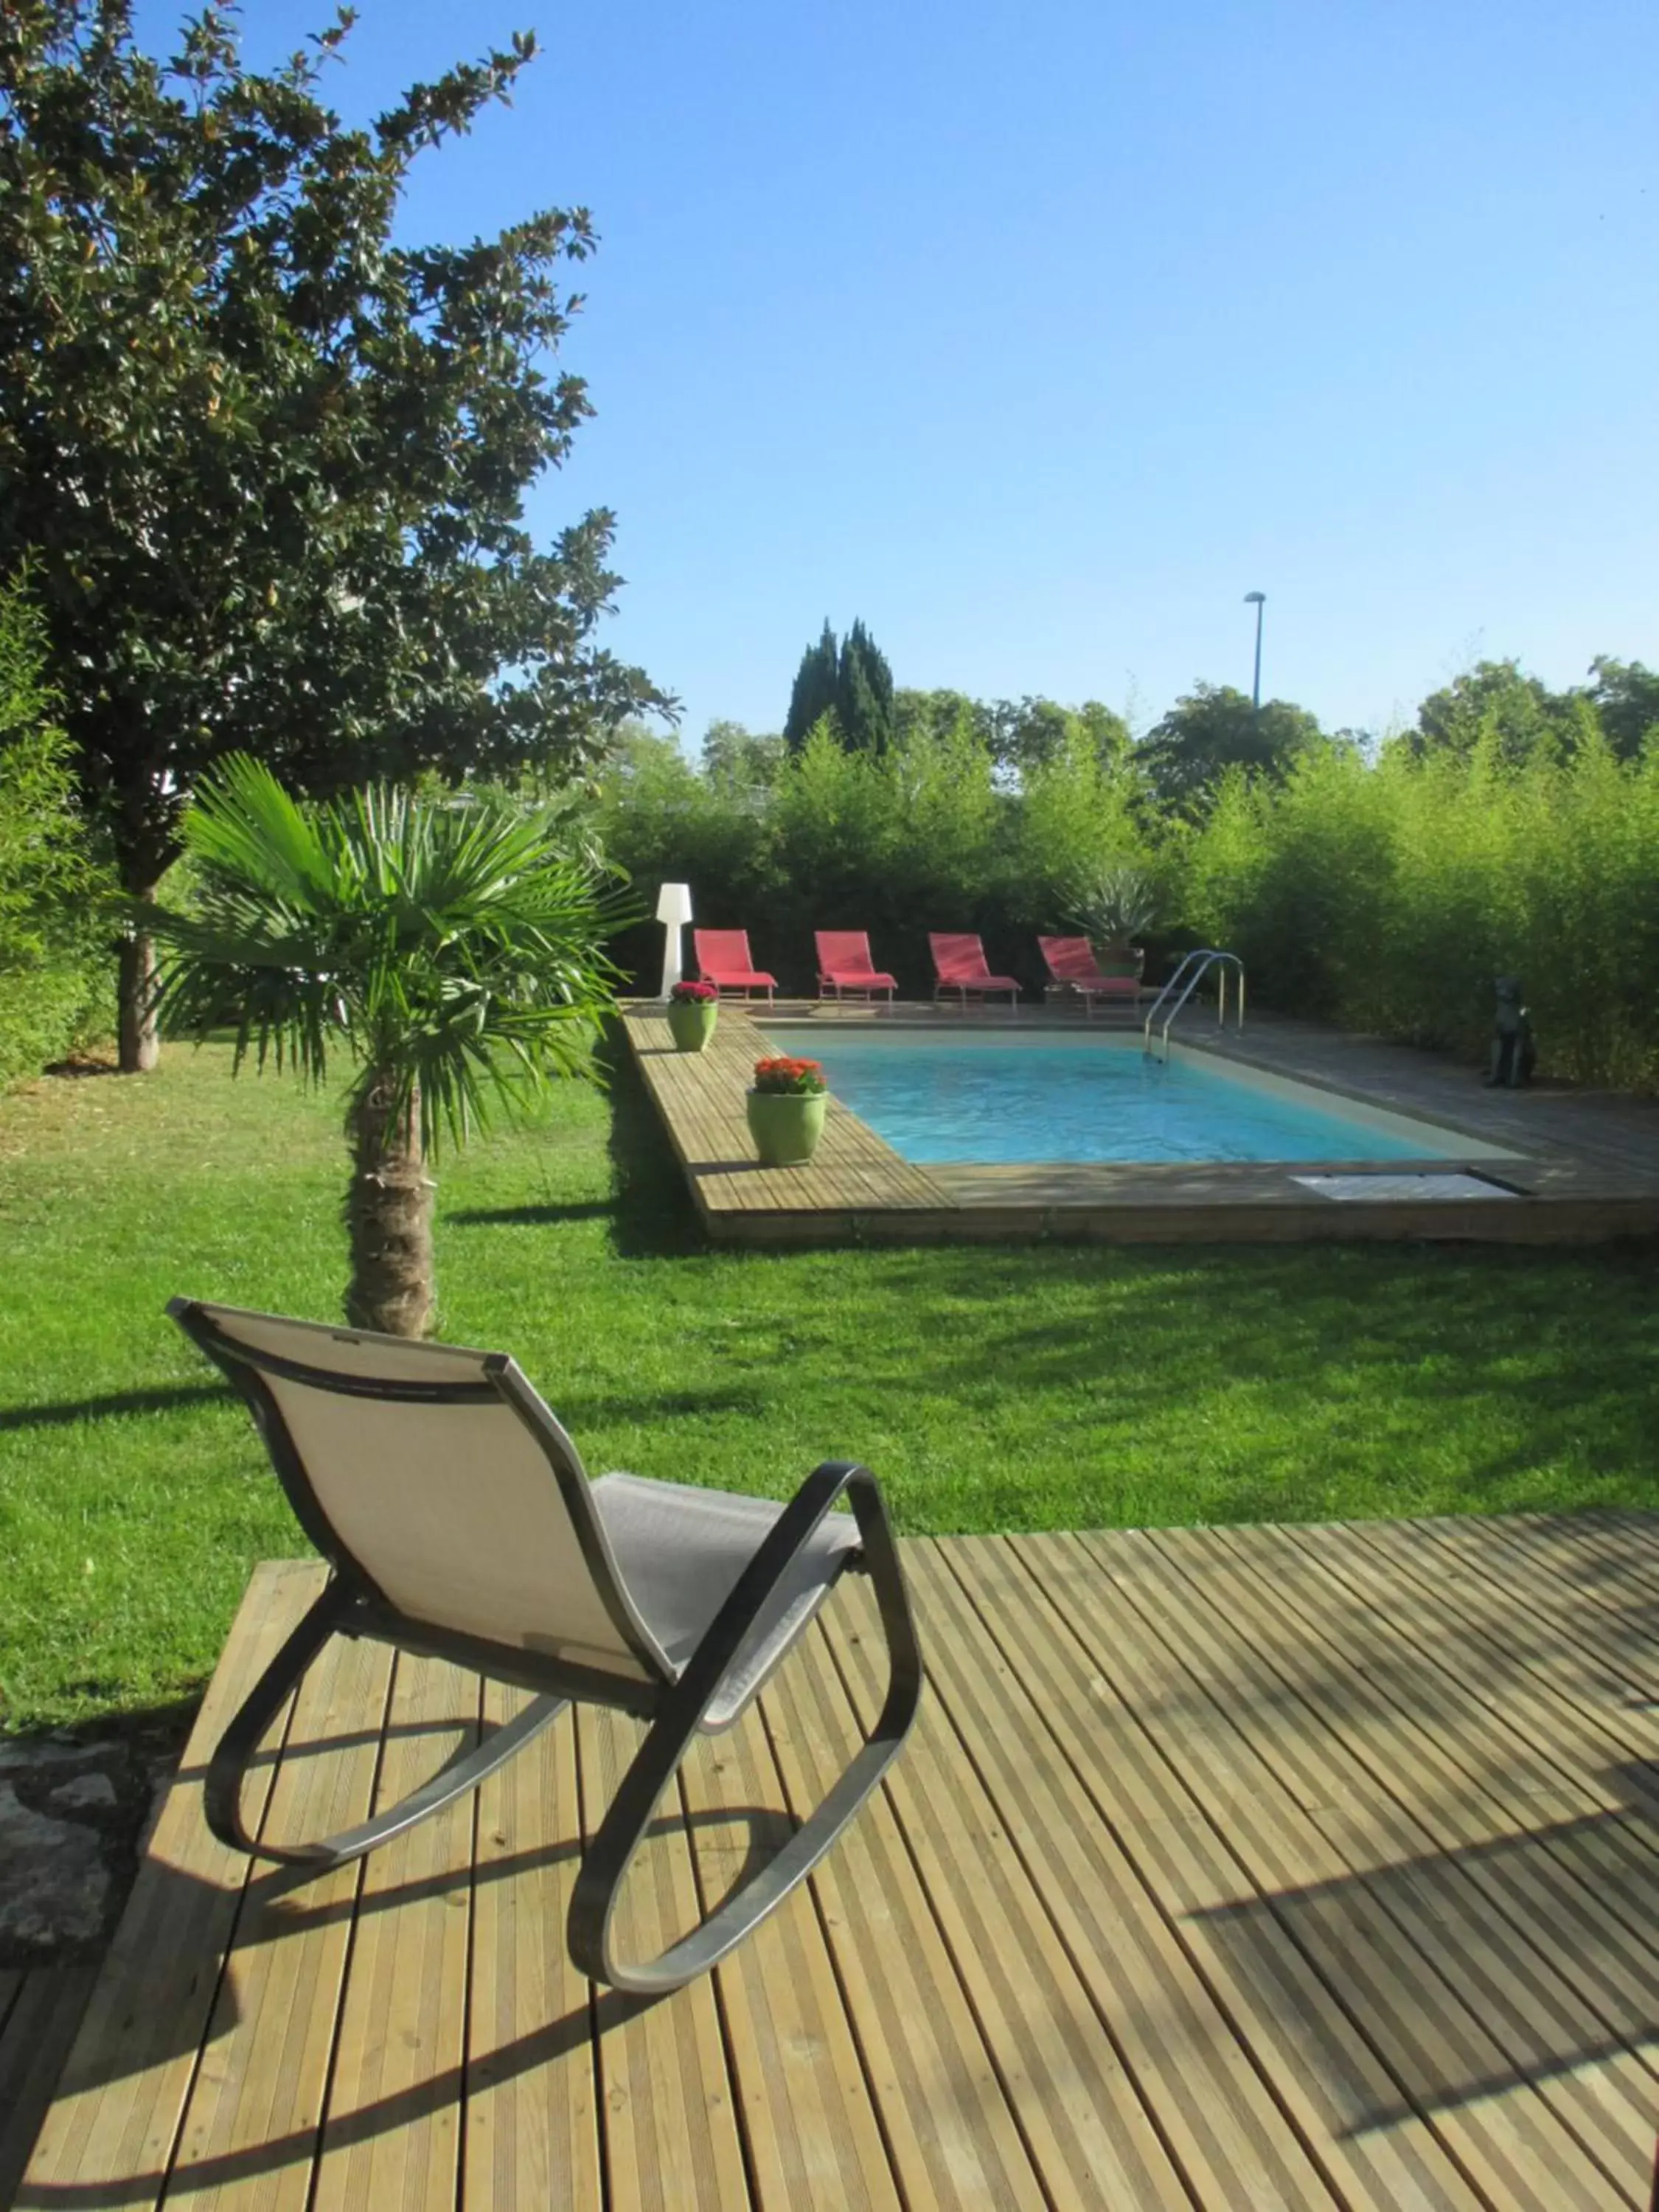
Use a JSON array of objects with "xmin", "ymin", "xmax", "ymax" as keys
[{"xmin": 171, "ymin": 1299, "xmax": 922, "ymax": 1997}]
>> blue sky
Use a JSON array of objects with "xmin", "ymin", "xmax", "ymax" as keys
[{"xmin": 140, "ymin": 1, "xmax": 1658, "ymax": 745}]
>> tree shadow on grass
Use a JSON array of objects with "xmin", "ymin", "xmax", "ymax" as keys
[{"xmin": 597, "ymin": 1023, "xmax": 707, "ymax": 1260}]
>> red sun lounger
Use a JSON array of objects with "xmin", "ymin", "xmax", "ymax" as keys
[
  {"xmin": 815, "ymin": 931, "xmax": 897, "ymax": 1005},
  {"xmin": 1038, "ymin": 936, "xmax": 1141, "ymax": 1019},
  {"xmin": 929, "ymin": 933, "xmax": 1019, "ymax": 1015},
  {"xmin": 693, "ymin": 929, "xmax": 777, "ymax": 1005}
]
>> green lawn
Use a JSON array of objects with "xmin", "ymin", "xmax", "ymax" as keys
[{"xmin": 2, "ymin": 1035, "xmax": 1657, "ymax": 1731}]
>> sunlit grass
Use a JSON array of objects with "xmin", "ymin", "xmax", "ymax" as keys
[{"xmin": 2, "ymin": 1037, "xmax": 1656, "ymax": 1728}]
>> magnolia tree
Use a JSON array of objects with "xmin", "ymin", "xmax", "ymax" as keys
[{"xmin": 0, "ymin": 2, "xmax": 666, "ymax": 1070}]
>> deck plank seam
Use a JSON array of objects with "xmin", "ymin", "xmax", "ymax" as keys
[{"xmin": 1113, "ymin": 1527, "xmax": 1652, "ymax": 2207}]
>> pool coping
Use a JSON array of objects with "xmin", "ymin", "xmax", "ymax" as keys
[{"xmin": 622, "ymin": 1001, "xmax": 1659, "ymax": 1246}]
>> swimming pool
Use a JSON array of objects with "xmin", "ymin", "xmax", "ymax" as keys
[{"xmin": 762, "ymin": 1028, "xmax": 1500, "ymax": 1166}]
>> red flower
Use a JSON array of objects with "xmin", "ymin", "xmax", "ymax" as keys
[
  {"xmin": 752, "ymin": 1054, "xmax": 827, "ymax": 1096},
  {"xmin": 669, "ymin": 979, "xmax": 719, "ymax": 1002}
]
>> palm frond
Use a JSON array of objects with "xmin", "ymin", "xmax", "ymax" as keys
[{"xmin": 144, "ymin": 761, "xmax": 640, "ymax": 1153}]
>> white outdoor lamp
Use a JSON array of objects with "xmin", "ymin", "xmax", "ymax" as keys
[{"xmin": 655, "ymin": 881, "xmax": 694, "ymax": 1001}]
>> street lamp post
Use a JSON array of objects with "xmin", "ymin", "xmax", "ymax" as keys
[{"xmin": 1243, "ymin": 591, "xmax": 1266, "ymax": 716}]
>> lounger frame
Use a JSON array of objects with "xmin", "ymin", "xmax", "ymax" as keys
[{"xmin": 171, "ymin": 1299, "xmax": 922, "ymax": 1997}]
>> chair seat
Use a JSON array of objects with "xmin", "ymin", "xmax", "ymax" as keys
[
  {"xmin": 821, "ymin": 968, "xmax": 896, "ymax": 989},
  {"xmin": 593, "ymin": 1472, "xmax": 861, "ymax": 1728},
  {"xmin": 706, "ymin": 969, "xmax": 776, "ymax": 989}
]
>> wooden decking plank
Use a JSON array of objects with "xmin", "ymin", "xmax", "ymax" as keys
[
  {"xmin": 462, "ymin": 1687, "xmax": 602, "ymax": 2212},
  {"xmin": 1247, "ymin": 1521, "xmax": 1659, "ymax": 2065},
  {"xmin": 1401, "ymin": 1512, "xmax": 1659, "ymax": 1652},
  {"xmin": 575, "ymin": 1705, "xmax": 753, "ymax": 2212},
  {"xmin": 950, "ymin": 1532, "xmax": 1490, "ymax": 2212},
  {"xmin": 310, "ymin": 1652, "xmax": 481, "ymax": 2212},
  {"xmin": 1102, "ymin": 1525, "xmax": 1652, "ymax": 2207},
  {"xmin": 1016, "ymin": 1526, "xmax": 1598, "ymax": 2211},
  {"xmin": 18, "ymin": 1559, "xmax": 321, "ymax": 2208},
  {"xmin": 0, "ymin": 1966, "xmax": 97, "ymax": 2211},
  {"xmin": 1205, "ymin": 1520, "xmax": 1659, "ymax": 2034},
  {"xmin": 765, "ymin": 1615, "xmax": 1051, "ymax": 2212},
  {"xmin": 1374, "ymin": 1515, "xmax": 1659, "ymax": 1713},
  {"xmin": 826, "ymin": 1573, "xmax": 1198, "ymax": 2209},
  {"xmin": 164, "ymin": 1620, "xmax": 395, "ymax": 2209},
  {"xmin": 904, "ymin": 1538, "xmax": 1347, "ymax": 2211},
  {"xmin": 676, "ymin": 1689, "xmax": 902, "ymax": 2210},
  {"xmin": 1285, "ymin": 1514, "xmax": 1659, "ymax": 1851},
  {"xmin": 623, "ymin": 1008, "xmax": 954, "ymax": 1221}
]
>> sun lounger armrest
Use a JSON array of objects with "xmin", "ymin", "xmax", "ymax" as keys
[{"xmin": 568, "ymin": 1459, "xmax": 922, "ymax": 1992}]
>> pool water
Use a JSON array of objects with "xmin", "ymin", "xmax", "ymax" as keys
[{"xmin": 771, "ymin": 1033, "xmax": 1460, "ymax": 1165}]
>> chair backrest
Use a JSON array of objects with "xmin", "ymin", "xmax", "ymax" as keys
[
  {"xmin": 694, "ymin": 928, "xmax": 754, "ymax": 975},
  {"xmin": 815, "ymin": 931, "xmax": 877, "ymax": 975},
  {"xmin": 929, "ymin": 932, "xmax": 991, "ymax": 981},
  {"xmin": 170, "ymin": 1301, "xmax": 673, "ymax": 1686},
  {"xmin": 1039, "ymin": 936, "xmax": 1103, "ymax": 983}
]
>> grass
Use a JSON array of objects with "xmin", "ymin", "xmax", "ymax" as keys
[{"xmin": 2, "ymin": 1034, "xmax": 1658, "ymax": 1731}]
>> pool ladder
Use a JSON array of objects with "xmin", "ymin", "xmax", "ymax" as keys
[{"xmin": 1144, "ymin": 950, "xmax": 1245, "ymax": 1060}]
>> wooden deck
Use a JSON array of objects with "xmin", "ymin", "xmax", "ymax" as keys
[
  {"xmin": 623, "ymin": 1002, "xmax": 956, "ymax": 1229},
  {"xmin": 625, "ymin": 1001, "xmax": 1659, "ymax": 1246},
  {"xmin": 14, "ymin": 1515, "xmax": 1659, "ymax": 2210}
]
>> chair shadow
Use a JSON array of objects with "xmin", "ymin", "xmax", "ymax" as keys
[
  {"xmin": 21, "ymin": 1735, "xmax": 787, "ymax": 2206},
  {"xmin": 0, "ymin": 1385, "xmax": 227, "ymax": 1434},
  {"xmin": 443, "ymin": 1199, "xmax": 618, "ymax": 1229}
]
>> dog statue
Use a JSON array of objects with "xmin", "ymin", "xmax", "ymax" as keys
[{"xmin": 1485, "ymin": 975, "xmax": 1536, "ymax": 1088}]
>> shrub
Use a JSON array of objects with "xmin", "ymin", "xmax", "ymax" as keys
[
  {"xmin": 0, "ymin": 580, "xmax": 114, "ymax": 1088},
  {"xmin": 1182, "ymin": 732, "xmax": 1659, "ymax": 1087}
]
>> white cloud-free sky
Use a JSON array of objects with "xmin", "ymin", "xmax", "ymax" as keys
[{"xmin": 140, "ymin": 0, "xmax": 1659, "ymax": 742}]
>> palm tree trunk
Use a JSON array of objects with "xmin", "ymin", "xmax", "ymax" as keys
[{"xmin": 345, "ymin": 1074, "xmax": 434, "ymax": 1338}]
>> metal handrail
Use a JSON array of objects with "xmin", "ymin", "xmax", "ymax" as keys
[{"xmin": 1143, "ymin": 949, "xmax": 1245, "ymax": 1059}]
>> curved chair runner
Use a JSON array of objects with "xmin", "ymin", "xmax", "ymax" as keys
[{"xmin": 170, "ymin": 1298, "xmax": 922, "ymax": 1998}]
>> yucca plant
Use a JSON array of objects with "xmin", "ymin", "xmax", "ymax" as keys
[{"xmin": 145, "ymin": 757, "xmax": 636, "ymax": 1337}]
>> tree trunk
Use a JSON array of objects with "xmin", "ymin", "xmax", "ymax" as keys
[
  {"xmin": 344, "ymin": 1075, "xmax": 435, "ymax": 1338},
  {"xmin": 117, "ymin": 927, "xmax": 161, "ymax": 1074}
]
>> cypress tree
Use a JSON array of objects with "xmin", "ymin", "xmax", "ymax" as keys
[
  {"xmin": 784, "ymin": 621, "xmax": 841, "ymax": 751},
  {"xmin": 835, "ymin": 620, "xmax": 895, "ymax": 755}
]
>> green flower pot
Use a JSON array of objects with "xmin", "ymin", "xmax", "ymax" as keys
[
  {"xmin": 666, "ymin": 999, "xmax": 718, "ymax": 1052},
  {"xmin": 746, "ymin": 1088, "xmax": 827, "ymax": 1166}
]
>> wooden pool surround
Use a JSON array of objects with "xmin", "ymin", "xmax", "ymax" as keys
[{"xmin": 622, "ymin": 1001, "xmax": 1659, "ymax": 1247}]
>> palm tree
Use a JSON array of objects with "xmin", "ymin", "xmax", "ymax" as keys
[{"xmin": 145, "ymin": 757, "xmax": 636, "ymax": 1338}]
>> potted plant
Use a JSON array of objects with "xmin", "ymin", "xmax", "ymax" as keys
[
  {"xmin": 666, "ymin": 978, "xmax": 719, "ymax": 1051},
  {"xmin": 1071, "ymin": 861, "xmax": 1161, "ymax": 981},
  {"xmin": 746, "ymin": 1054, "xmax": 828, "ymax": 1166}
]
